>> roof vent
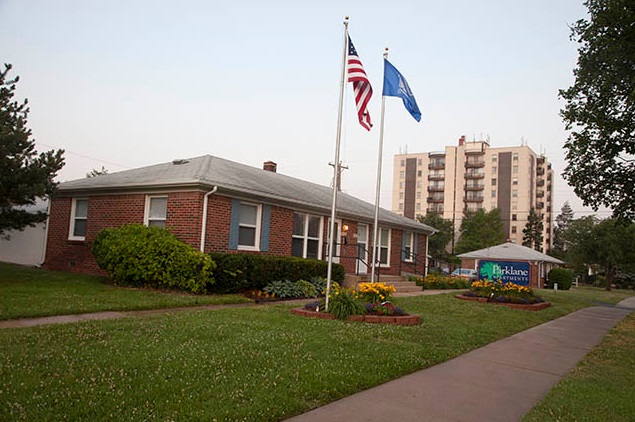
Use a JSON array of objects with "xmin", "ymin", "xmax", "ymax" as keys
[{"xmin": 172, "ymin": 159, "xmax": 189, "ymax": 165}]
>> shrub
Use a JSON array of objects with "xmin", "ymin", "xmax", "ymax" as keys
[
  {"xmin": 468, "ymin": 280, "xmax": 543, "ymax": 304},
  {"xmin": 263, "ymin": 280, "xmax": 304, "ymax": 299},
  {"xmin": 410, "ymin": 274, "xmax": 470, "ymax": 289},
  {"xmin": 327, "ymin": 285, "xmax": 366, "ymax": 319},
  {"xmin": 91, "ymin": 224, "xmax": 215, "ymax": 294},
  {"xmin": 208, "ymin": 253, "xmax": 345, "ymax": 294},
  {"xmin": 295, "ymin": 280, "xmax": 318, "ymax": 298},
  {"xmin": 548, "ymin": 268, "xmax": 574, "ymax": 290},
  {"xmin": 614, "ymin": 273, "xmax": 635, "ymax": 290},
  {"xmin": 308, "ymin": 276, "xmax": 328, "ymax": 296}
]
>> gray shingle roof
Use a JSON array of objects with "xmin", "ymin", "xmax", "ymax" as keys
[
  {"xmin": 58, "ymin": 155, "xmax": 435, "ymax": 234},
  {"xmin": 457, "ymin": 242, "xmax": 564, "ymax": 264}
]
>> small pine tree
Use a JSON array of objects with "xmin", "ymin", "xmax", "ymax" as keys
[{"xmin": 523, "ymin": 207, "xmax": 544, "ymax": 252}]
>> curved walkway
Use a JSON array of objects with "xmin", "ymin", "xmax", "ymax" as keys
[{"xmin": 287, "ymin": 296, "xmax": 635, "ymax": 422}]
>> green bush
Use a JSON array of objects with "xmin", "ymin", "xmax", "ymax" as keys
[
  {"xmin": 91, "ymin": 224, "xmax": 215, "ymax": 294},
  {"xmin": 208, "ymin": 253, "xmax": 345, "ymax": 294},
  {"xmin": 327, "ymin": 286, "xmax": 366, "ymax": 319},
  {"xmin": 295, "ymin": 280, "xmax": 318, "ymax": 298},
  {"xmin": 548, "ymin": 267, "xmax": 574, "ymax": 290},
  {"xmin": 263, "ymin": 280, "xmax": 304, "ymax": 299}
]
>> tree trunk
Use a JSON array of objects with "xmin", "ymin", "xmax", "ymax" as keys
[{"xmin": 604, "ymin": 263, "xmax": 613, "ymax": 291}]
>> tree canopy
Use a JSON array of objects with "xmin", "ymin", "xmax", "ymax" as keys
[
  {"xmin": 522, "ymin": 207, "xmax": 544, "ymax": 252},
  {"xmin": 455, "ymin": 209, "xmax": 507, "ymax": 254},
  {"xmin": 560, "ymin": 0, "xmax": 635, "ymax": 221},
  {"xmin": 418, "ymin": 213, "xmax": 454, "ymax": 263},
  {"xmin": 0, "ymin": 64, "xmax": 65, "ymax": 238}
]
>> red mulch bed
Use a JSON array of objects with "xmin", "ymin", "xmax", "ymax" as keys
[
  {"xmin": 455, "ymin": 294, "xmax": 551, "ymax": 311},
  {"xmin": 291, "ymin": 308, "xmax": 420, "ymax": 325}
]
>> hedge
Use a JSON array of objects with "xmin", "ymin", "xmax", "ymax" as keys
[
  {"xmin": 208, "ymin": 253, "xmax": 345, "ymax": 294},
  {"xmin": 548, "ymin": 267, "xmax": 574, "ymax": 290},
  {"xmin": 91, "ymin": 224, "xmax": 215, "ymax": 294}
]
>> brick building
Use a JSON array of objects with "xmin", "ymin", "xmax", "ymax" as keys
[{"xmin": 44, "ymin": 155, "xmax": 435, "ymax": 278}]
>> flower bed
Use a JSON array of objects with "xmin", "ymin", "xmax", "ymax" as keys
[
  {"xmin": 458, "ymin": 280, "xmax": 551, "ymax": 311},
  {"xmin": 291, "ymin": 307, "xmax": 421, "ymax": 325}
]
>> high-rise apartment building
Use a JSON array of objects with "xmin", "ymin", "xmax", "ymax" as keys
[{"xmin": 392, "ymin": 136, "xmax": 554, "ymax": 252}]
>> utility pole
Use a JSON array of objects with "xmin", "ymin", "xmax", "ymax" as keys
[{"xmin": 329, "ymin": 161, "xmax": 349, "ymax": 191}]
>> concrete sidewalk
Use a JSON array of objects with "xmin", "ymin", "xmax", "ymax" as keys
[{"xmin": 287, "ymin": 296, "xmax": 635, "ymax": 422}]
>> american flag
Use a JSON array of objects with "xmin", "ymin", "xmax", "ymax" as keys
[{"xmin": 347, "ymin": 35, "xmax": 373, "ymax": 131}]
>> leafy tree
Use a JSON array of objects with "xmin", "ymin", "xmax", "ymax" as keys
[
  {"xmin": 522, "ymin": 207, "xmax": 544, "ymax": 252},
  {"xmin": 0, "ymin": 64, "xmax": 64, "ymax": 238},
  {"xmin": 560, "ymin": 0, "xmax": 635, "ymax": 221},
  {"xmin": 418, "ymin": 213, "xmax": 454, "ymax": 263},
  {"xmin": 455, "ymin": 209, "xmax": 506, "ymax": 254},
  {"xmin": 86, "ymin": 166, "xmax": 108, "ymax": 178},
  {"xmin": 553, "ymin": 201, "xmax": 574, "ymax": 258}
]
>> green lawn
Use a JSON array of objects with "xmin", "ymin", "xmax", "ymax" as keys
[
  {"xmin": 1, "ymin": 263, "xmax": 634, "ymax": 420},
  {"xmin": 0, "ymin": 262, "xmax": 251, "ymax": 320},
  {"xmin": 524, "ymin": 312, "xmax": 635, "ymax": 421}
]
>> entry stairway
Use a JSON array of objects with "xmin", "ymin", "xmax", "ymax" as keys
[{"xmin": 345, "ymin": 274, "xmax": 422, "ymax": 294}]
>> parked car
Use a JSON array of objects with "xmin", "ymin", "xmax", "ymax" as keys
[{"xmin": 451, "ymin": 268, "xmax": 478, "ymax": 282}]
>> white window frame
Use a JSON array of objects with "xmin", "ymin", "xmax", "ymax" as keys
[
  {"xmin": 403, "ymin": 231, "xmax": 414, "ymax": 262},
  {"xmin": 237, "ymin": 202, "xmax": 262, "ymax": 251},
  {"xmin": 375, "ymin": 227, "xmax": 391, "ymax": 267},
  {"xmin": 291, "ymin": 212, "xmax": 323, "ymax": 259},
  {"xmin": 145, "ymin": 195, "xmax": 168, "ymax": 228},
  {"xmin": 68, "ymin": 198, "xmax": 88, "ymax": 241}
]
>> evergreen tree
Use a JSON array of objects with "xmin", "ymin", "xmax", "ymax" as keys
[
  {"xmin": 522, "ymin": 207, "xmax": 544, "ymax": 252},
  {"xmin": 86, "ymin": 166, "xmax": 108, "ymax": 178},
  {"xmin": 455, "ymin": 209, "xmax": 506, "ymax": 254},
  {"xmin": 560, "ymin": 0, "xmax": 635, "ymax": 220},
  {"xmin": 0, "ymin": 64, "xmax": 65, "ymax": 238},
  {"xmin": 553, "ymin": 201, "xmax": 574, "ymax": 258}
]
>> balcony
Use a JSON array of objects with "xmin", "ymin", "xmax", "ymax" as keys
[
  {"xmin": 427, "ymin": 196, "xmax": 444, "ymax": 203},
  {"xmin": 464, "ymin": 171, "xmax": 485, "ymax": 179},
  {"xmin": 426, "ymin": 206, "xmax": 444, "ymax": 214},
  {"xmin": 465, "ymin": 160, "xmax": 485, "ymax": 169},
  {"xmin": 428, "ymin": 162, "xmax": 445, "ymax": 170},
  {"xmin": 536, "ymin": 190, "xmax": 545, "ymax": 198},
  {"xmin": 536, "ymin": 178, "xmax": 545, "ymax": 187},
  {"xmin": 428, "ymin": 173, "xmax": 445, "ymax": 181},
  {"xmin": 465, "ymin": 194, "xmax": 484, "ymax": 203},
  {"xmin": 428, "ymin": 185, "xmax": 445, "ymax": 192},
  {"xmin": 465, "ymin": 183, "xmax": 484, "ymax": 191},
  {"xmin": 537, "ymin": 201, "xmax": 545, "ymax": 209},
  {"xmin": 537, "ymin": 168, "xmax": 545, "ymax": 176}
]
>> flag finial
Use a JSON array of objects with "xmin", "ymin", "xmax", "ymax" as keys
[{"xmin": 384, "ymin": 47, "xmax": 389, "ymax": 59}]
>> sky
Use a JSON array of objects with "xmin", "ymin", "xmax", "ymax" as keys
[{"xmin": 0, "ymin": 0, "xmax": 611, "ymax": 218}]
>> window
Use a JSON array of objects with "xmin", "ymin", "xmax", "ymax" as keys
[
  {"xmin": 492, "ymin": 166, "xmax": 497, "ymax": 173},
  {"xmin": 416, "ymin": 181, "xmax": 421, "ymax": 189},
  {"xmin": 511, "ymin": 226, "xmax": 517, "ymax": 234},
  {"xmin": 418, "ymin": 159, "xmax": 422, "ymax": 166},
  {"xmin": 399, "ymin": 192, "xmax": 404, "ymax": 199},
  {"xmin": 512, "ymin": 214, "xmax": 517, "ymax": 221},
  {"xmin": 69, "ymin": 198, "xmax": 88, "ymax": 240},
  {"xmin": 416, "ymin": 203, "xmax": 421, "ymax": 210},
  {"xmin": 398, "ymin": 203, "xmax": 403, "ymax": 210},
  {"xmin": 403, "ymin": 231, "xmax": 413, "ymax": 262},
  {"xmin": 145, "ymin": 196, "xmax": 167, "ymax": 228},
  {"xmin": 512, "ymin": 190, "xmax": 518, "ymax": 198},
  {"xmin": 492, "ymin": 155, "xmax": 497, "ymax": 162},
  {"xmin": 399, "ymin": 171, "xmax": 405, "ymax": 179},
  {"xmin": 513, "ymin": 154, "xmax": 519, "ymax": 161},
  {"xmin": 399, "ymin": 181, "xmax": 404, "ymax": 189},
  {"xmin": 492, "ymin": 178, "xmax": 497, "ymax": 186},
  {"xmin": 416, "ymin": 191, "xmax": 421, "ymax": 199},
  {"xmin": 491, "ymin": 190, "xmax": 496, "ymax": 198},
  {"xmin": 513, "ymin": 166, "xmax": 518, "ymax": 174},
  {"xmin": 238, "ymin": 202, "xmax": 261, "ymax": 250},
  {"xmin": 376, "ymin": 227, "xmax": 391, "ymax": 266},
  {"xmin": 417, "ymin": 170, "xmax": 422, "ymax": 177},
  {"xmin": 400, "ymin": 160, "xmax": 405, "ymax": 167},
  {"xmin": 292, "ymin": 213, "xmax": 321, "ymax": 259},
  {"xmin": 512, "ymin": 178, "xmax": 518, "ymax": 185}
]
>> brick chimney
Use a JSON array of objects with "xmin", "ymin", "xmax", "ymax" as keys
[
  {"xmin": 263, "ymin": 161, "xmax": 277, "ymax": 173},
  {"xmin": 458, "ymin": 135, "xmax": 466, "ymax": 146}
]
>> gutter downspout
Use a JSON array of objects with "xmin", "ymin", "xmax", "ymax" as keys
[{"xmin": 200, "ymin": 186, "xmax": 218, "ymax": 252}]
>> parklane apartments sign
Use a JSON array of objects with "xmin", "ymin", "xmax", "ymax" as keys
[{"xmin": 478, "ymin": 260, "xmax": 530, "ymax": 286}]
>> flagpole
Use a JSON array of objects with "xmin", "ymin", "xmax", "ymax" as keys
[
  {"xmin": 371, "ymin": 48, "xmax": 389, "ymax": 283},
  {"xmin": 325, "ymin": 17, "xmax": 349, "ymax": 311}
]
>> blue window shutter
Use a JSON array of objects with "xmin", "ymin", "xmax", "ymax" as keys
[
  {"xmin": 228, "ymin": 199, "xmax": 240, "ymax": 250},
  {"xmin": 401, "ymin": 231, "xmax": 406, "ymax": 261},
  {"xmin": 260, "ymin": 204, "xmax": 271, "ymax": 252}
]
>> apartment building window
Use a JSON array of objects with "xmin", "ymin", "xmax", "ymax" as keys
[
  {"xmin": 145, "ymin": 195, "xmax": 167, "ymax": 228},
  {"xmin": 399, "ymin": 192, "xmax": 404, "ymax": 199},
  {"xmin": 400, "ymin": 171, "xmax": 405, "ymax": 179},
  {"xmin": 292, "ymin": 213, "xmax": 321, "ymax": 259},
  {"xmin": 492, "ymin": 178, "xmax": 497, "ymax": 186},
  {"xmin": 416, "ymin": 203, "xmax": 421, "ymax": 211},
  {"xmin": 417, "ymin": 170, "xmax": 422, "ymax": 177},
  {"xmin": 492, "ymin": 155, "xmax": 497, "ymax": 162},
  {"xmin": 511, "ymin": 226, "xmax": 517, "ymax": 234},
  {"xmin": 513, "ymin": 178, "xmax": 518, "ymax": 185},
  {"xmin": 399, "ymin": 203, "xmax": 403, "ymax": 211},
  {"xmin": 69, "ymin": 198, "xmax": 88, "ymax": 240},
  {"xmin": 512, "ymin": 214, "xmax": 517, "ymax": 221},
  {"xmin": 400, "ymin": 160, "xmax": 405, "ymax": 167},
  {"xmin": 418, "ymin": 159, "xmax": 422, "ymax": 166},
  {"xmin": 416, "ymin": 181, "xmax": 421, "ymax": 189},
  {"xmin": 513, "ymin": 154, "xmax": 519, "ymax": 161},
  {"xmin": 512, "ymin": 190, "xmax": 518, "ymax": 198},
  {"xmin": 513, "ymin": 166, "xmax": 518, "ymax": 174},
  {"xmin": 492, "ymin": 166, "xmax": 497, "ymax": 173},
  {"xmin": 491, "ymin": 190, "xmax": 496, "ymax": 198},
  {"xmin": 416, "ymin": 192, "xmax": 421, "ymax": 199},
  {"xmin": 399, "ymin": 181, "xmax": 404, "ymax": 189}
]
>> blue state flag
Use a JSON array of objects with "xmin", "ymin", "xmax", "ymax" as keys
[{"xmin": 382, "ymin": 59, "xmax": 421, "ymax": 122}]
